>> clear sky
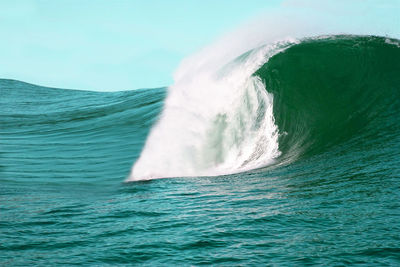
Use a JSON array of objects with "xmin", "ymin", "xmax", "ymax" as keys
[{"xmin": 0, "ymin": 0, "xmax": 399, "ymax": 91}]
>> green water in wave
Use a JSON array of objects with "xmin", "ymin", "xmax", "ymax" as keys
[
  {"xmin": 1, "ymin": 35, "xmax": 400, "ymax": 265},
  {"xmin": 255, "ymin": 35, "xmax": 400, "ymax": 162}
]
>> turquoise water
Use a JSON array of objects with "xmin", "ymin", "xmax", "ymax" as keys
[{"xmin": 1, "ymin": 35, "xmax": 400, "ymax": 265}]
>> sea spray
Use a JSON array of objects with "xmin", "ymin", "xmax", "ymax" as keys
[{"xmin": 128, "ymin": 41, "xmax": 296, "ymax": 181}]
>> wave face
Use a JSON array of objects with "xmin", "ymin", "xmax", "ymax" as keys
[
  {"xmin": 256, "ymin": 35, "xmax": 400, "ymax": 162},
  {"xmin": 129, "ymin": 35, "xmax": 400, "ymax": 181}
]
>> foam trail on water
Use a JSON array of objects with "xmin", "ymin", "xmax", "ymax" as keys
[{"xmin": 127, "ymin": 40, "xmax": 296, "ymax": 181}]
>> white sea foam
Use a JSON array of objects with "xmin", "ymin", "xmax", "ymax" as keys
[{"xmin": 127, "ymin": 39, "xmax": 297, "ymax": 181}]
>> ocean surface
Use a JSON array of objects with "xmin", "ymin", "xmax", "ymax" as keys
[{"xmin": 1, "ymin": 35, "xmax": 400, "ymax": 265}]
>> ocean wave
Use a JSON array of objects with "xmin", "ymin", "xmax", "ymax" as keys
[{"xmin": 128, "ymin": 35, "xmax": 400, "ymax": 181}]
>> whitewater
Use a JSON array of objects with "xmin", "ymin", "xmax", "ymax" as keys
[{"xmin": 129, "ymin": 40, "xmax": 296, "ymax": 180}]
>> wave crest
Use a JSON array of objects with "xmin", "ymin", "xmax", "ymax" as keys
[{"xmin": 128, "ymin": 35, "xmax": 400, "ymax": 181}]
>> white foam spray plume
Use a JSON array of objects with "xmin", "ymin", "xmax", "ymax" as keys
[
  {"xmin": 127, "ymin": 5, "xmax": 399, "ymax": 181},
  {"xmin": 129, "ymin": 47, "xmax": 285, "ymax": 180}
]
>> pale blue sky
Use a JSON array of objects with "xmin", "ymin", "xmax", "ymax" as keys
[{"xmin": 0, "ymin": 0, "xmax": 399, "ymax": 91}]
